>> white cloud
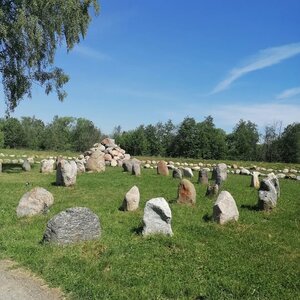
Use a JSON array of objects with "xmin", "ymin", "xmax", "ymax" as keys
[
  {"xmin": 276, "ymin": 86, "xmax": 300, "ymax": 99},
  {"xmin": 73, "ymin": 45, "xmax": 111, "ymax": 61},
  {"xmin": 211, "ymin": 42, "xmax": 300, "ymax": 94}
]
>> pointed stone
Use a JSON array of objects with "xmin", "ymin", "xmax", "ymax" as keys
[{"xmin": 177, "ymin": 179, "xmax": 196, "ymax": 205}]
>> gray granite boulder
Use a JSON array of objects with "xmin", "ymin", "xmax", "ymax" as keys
[
  {"xmin": 267, "ymin": 173, "xmax": 280, "ymax": 197},
  {"xmin": 142, "ymin": 198, "xmax": 173, "ymax": 236},
  {"xmin": 181, "ymin": 167, "xmax": 193, "ymax": 178},
  {"xmin": 212, "ymin": 163, "xmax": 227, "ymax": 184},
  {"xmin": 22, "ymin": 159, "xmax": 31, "ymax": 172},
  {"xmin": 172, "ymin": 168, "xmax": 182, "ymax": 179},
  {"xmin": 198, "ymin": 169, "xmax": 209, "ymax": 185},
  {"xmin": 16, "ymin": 187, "xmax": 54, "ymax": 217},
  {"xmin": 86, "ymin": 150, "xmax": 105, "ymax": 172},
  {"xmin": 56, "ymin": 159, "xmax": 77, "ymax": 187},
  {"xmin": 132, "ymin": 162, "xmax": 141, "ymax": 176},
  {"xmin": 43, "ymin": 207, "xmax": 101, "ymax": 245},
  {"xmin": 205, "ymin": 183, "xmax": 219, "ymax": 197},
  {"xmin": 213, "ymin": 191, "xmax": 239, "ymax": 225},
  {"xmin": 258, "ymin": 178, "xmax": 278, "ymax": 210},
  {"xmin": 122, "ymin": 186, "xmax": 140, "ymax": 211}
]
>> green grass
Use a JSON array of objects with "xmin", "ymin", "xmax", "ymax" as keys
[{"xmin": 0, "ymin": 164, "xmax": 299, "ymax": 299}]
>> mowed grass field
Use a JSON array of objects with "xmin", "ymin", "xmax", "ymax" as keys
[{"xmin": 0, "ymin": 161, "xmax": 299, "ymax": 299}]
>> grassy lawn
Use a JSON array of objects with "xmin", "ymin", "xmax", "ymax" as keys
[{"xmin": 0, "ymin": 164, "xmax": 299, "ymax": 299}]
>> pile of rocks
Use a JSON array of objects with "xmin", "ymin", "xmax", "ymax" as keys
[{"xmin": 83, "ymin": 138, "xmax": 130, "ymax": 168}]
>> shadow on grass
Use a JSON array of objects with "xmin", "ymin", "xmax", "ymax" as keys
[
  {"xmin": 202, "ymin": 213, "xmax": 213, "ymax": 222},
  {"xmin": 130, "ymin": 225, "xmax": 143, "ymax": 235},
  {"xmin": 241, "ymin": 204, "xmax": 260, "ymax": 211},
  {"xmin": 2, "ymin": 164, "xmax": 23, "ymax": 173},
  {"xmin": 168, "ymin": 198, "xmax": 177, "ymax": 204}
]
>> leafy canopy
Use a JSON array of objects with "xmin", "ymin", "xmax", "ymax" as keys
[{"xmin": 0, "ymin": 0, "xmax": 99, "ymax": 112}]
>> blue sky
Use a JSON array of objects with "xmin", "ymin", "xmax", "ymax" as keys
[{"xmin": 5, "ymin": 0, "xmax": 300, "ymax": 134}]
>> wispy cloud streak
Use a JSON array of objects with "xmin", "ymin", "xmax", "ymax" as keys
[
  {"xmin": 276, "ymin": 86, "xmax": 300, "ymax": 99},
  {"xmin": 211, "ymin": 42, "xmax": 300, "ymax": 94},
  {"xmin": 73, "ymin": 45, "xmax": 111, "ymax": 61}
]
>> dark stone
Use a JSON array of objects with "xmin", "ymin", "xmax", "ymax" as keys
[
  {"xmin": 205, "ymin": 184, "xmax": 219, "ymax": 197},
  {"xmin": 172, "ymin": 168, "xmax": 182, "ymax": 179},
  {"xmin": 43, "ymin": 207, "xmax": 101, "ymax": 245},
  {"xmin": 198, "ymin": 169, "xmax": 208, "ymax": 185}
]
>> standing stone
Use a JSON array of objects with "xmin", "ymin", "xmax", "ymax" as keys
[
  {"xmin": 122, "ymin": 186, "xmax": 140, "ymax": 211},
  {"xmin": 267, "ymin": 173, "xmax": 280, "ymax": 198},
  {"xmin": 198, "ymin": 169, "xmax": 208, "ymax": 185},
  {"xmin": 56, "ymin": 159, "xmax": 77, "ymax": 187},
  {"xmin": 177, "ymin": 179, "xmax": 196, "ymax": 205},
  {"xmin": 0, "ymin": 162, "xmax": 2, "ymax": 173},
  {"xmin": 172, "ymin": 168, "xmax": 182, "ymax": 179},
  {"xmin": 40, "ymin": 159, "xmax": 55, "ymax": 173},
  {"xmin": 250, "ymin": 172, "xmax": 260, "ymax": 189},
  {"xmin": 76, "ymin": 159, "xmax": 86, "ymax": 173},
  {"xmin": 205, "ymin": 183, "xmax": 219, "ymax": 197},
  {"xmin": 22, "ymin": 159, "xmax": 31, "ymax": 171},
  {"xmin": 43, "ymin": 207, "xmax": 101, "ymax": 245},
  {"xmin": 212, "ymin": 163, "xmax": 227, "ymax": 185},
  {"xmin": 240, "ymin": 168, "xmax": 251, "ymax": 175},
  {"xmin": 157, "ymin": 161, "xmax": 169, "ymax": 176},
  {"xmin": 122, "ymin": 160, "xmax": 133, "ymax": 172},
  {"xmin": 213, "ymin": 191, "xmax": 239, "ymax": 225},
  {"xmin": 258, "ymin": 178, "xmax": 278, "ymax": 210},
  {"xmin": 132, "ymin": 162, "xmax": 141, "ymax": 176},
  {"xmin": 86, "ymin": 150, "xmax": 105, "ymax": 172},
  {"xmin": 16, "ymin": 187, "xmax": 54, "ymax": 217},
  {"xmin": 182, "ymin": 167, "xmax": 194, "ymax": 178},
  {"xmin": 142, "ymin": 198, "xmax": 173, "ymax": 236}
]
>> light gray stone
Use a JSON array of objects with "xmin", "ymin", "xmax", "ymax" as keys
[
  {"xmin": 40, "ymin": 159, "xmax": 55, "ymax": 173},
  {"xmin": 86, "ymin": 150, "xmax": 105, "ymax": 172},
  {"xmin": 56, "ymin": 159, "xmax": 77, "ymax": 187},
  {"xmin": 132, "ymin": 162, "xmax": 141, "ymax": 176},
  {"xmin": 181, "ymin": 167, "xmax": 193, "ymax": 178},
  {"xmin": 258, "ymin": 178, "xmax": 278, "ymax": 210},
  {"xmin": 172, "ymin": 168, "xmax": 182, "ymax": 179},
  {"xmin": 250, "ymin": 171, "xmax": 260, "ymax": 189},
  {"xmin": 43, "ymin": 207, "xmax": 101, "ymax": 245},
  {"xmin": 122, "ymin": 186, "xmax": 140, "ymax": 211},
  {"xmin": 142, "ymin": 198, "xmax": 173, "ymax": 236},
  {"xmin": 212, "ymin": 163, "xmax": 227, "ymax": 184},
  {"xmin": 16, "ymin": 187, "xmax": 54, "ymax": 217},
  {"xmin": 22, "ymin": 159, "xmax": 31, "ymax": 172},
  {"xmin": 198, "ymin": 169, "xmax": 209, "ymax": 185},
  {"xmin": 213, "ymin": 191, "xmax": 239, "ymax": 225},
  {"xmin": 267, "ymin": 173, "xmax": 280, "ymax": 197},
  {"xmin": 76, "ymin": 160, "xmax": 86, "ymax": 173}
]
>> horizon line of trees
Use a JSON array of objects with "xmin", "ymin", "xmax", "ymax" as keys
[{"xmin": 0, "ymin": 115, "xmax": 299, "ymax": 163}]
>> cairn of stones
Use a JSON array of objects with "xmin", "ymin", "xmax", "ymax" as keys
[{"xmin": 84, "ymin": 138, "xmax": 131, "ymax": 168}]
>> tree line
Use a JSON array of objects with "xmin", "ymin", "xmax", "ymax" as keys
[
  {"xmin": 0, "ymin": 115, "xmax": 299, "ymax": 163},
  {"xmin": 113, "ymin": 116, "xmax": 299, "ymax": 163}
]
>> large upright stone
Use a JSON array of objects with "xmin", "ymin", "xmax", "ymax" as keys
[
  {"xmin": 267, "ymin": 173, "xmax": 280, "ymax": 197},
  {"xmin": 258, "ymin": 178, "xmax": 278, "ymax": 210},
  {"xmin": 86, "ymin": 150, "xmax": 105, "ymax": 172},
  {"xmin": 43, "ymin": 207, "xmax": 101, "ymax": 245},
  {"xmin": 250, "ymin": 172, "xmax": 260, "ymax": 189},
  {"xmin": 40, "ymin": 159, "xmax": 55, "ymax": 173},
  {"xmin": 182, "ymin": 167, "xmax": 193, "ymax": 178},
  {"xmin": 198, "ymin": 169, "xmax": 208, "ymax": 185},
  {"xmin": 132, "ymin": 162, "xmax": 141, "ymax": 176},
  {"xmin": 56, "ymin": 159, "xmax": 77, "ymax": 187},
  {"xmin": 22, "ymin": 159, "xmax": 31, "ymax": 172},
  {"xmin": 142, "ymin": 198, "xmax": 173, "ymax": 236},
  {"xmin": 157, "ymin": 161, "xmax": 169, "ymax": 176},
  {"xmin": 177, "ymin": 179, "xmax": 196, "ymax": 205},
  {"xmin": 212, "ymin": 163, "xmax": 227, "ymax": 185},
  {"xmin": 213, "ymin": 191, "xmax": 239, "ymax": 225},
  {"xmin": 122, "ymin": 159, "xmax": 133, "ymax": 172},
  {"xmin": 122, "ymin": 186, "xmax": 140, "ymax": 211},
  {"xmin": 76, "ymin": 159, "xmax": 86, "ymax": 173},
  {"xmin": 172, "ymin": 168, "xmax": 182, "ymax": 179},
  {"xmin": 16, "ymin": 187, "xmax": 54, "ymax": 217}
]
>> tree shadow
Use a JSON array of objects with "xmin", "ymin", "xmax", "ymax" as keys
[
  {"xmin": 241, "ymin": 204, "xmax": 259, "ymax": 211},
  {"xmin": 202, "ymin": 213, "xmax": 213, "ymax": 222},
  {"xmin": 2, "ymin": 164, "xmax": 23, "ymax": 173}
]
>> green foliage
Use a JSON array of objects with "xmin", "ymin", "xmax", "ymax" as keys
[
  {"xmin": 278, "ymin": 123, "xmax": 300, "ymax": 163},
  {"xmin": 0, "ymin": 165, "xmax": 299, "ymax": 299},
  {"xmin": 0, "ymin": 117, "xmax": 25, "ymax": 148},
  {"xmin": 227, "ymin": 119, "xmax": 259, "ymax": 161},
  {"xmin": 0, "ymin": 0, "xmax": 99, "ymax": 112},
  {"xmin": 21, "ymin": 116, "xmax": 45, "ymax": 150},
  {"xmin": 72, "ymin": 118, "xmax": 102, "ymax": 152}
]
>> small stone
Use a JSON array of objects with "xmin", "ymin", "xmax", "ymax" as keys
[
  {"xmin": 181, "ymin": 167, "xmax": 194, "ymax": 178},
  {"xmin": 258, "ymin": 178, "xmax": 278, "ymax": 210},
  {"xmin": 172, "ymin": 168, "xmax": 182, "ymax": 179},
  {"xmin": 142, "ymin": 198, "xmax": 173, "ymax": 236},
  {"xmin": 240, "ymin": 168, "xmax": 251, "ymax": 175},
  {"xmin": 122, "ymin": 186, "xmax": 140, "ymax": 211},
  {"xmin": 56, "ymin": 159, "xmax": 77, "ymax": 187},
  {"xmin": 250, "ymin": 172, "xmax": 260, "ymax": 189},
  {"xmin": 205, "ymin": 184, "xmax": 219, "ymax": 197},
  {"xmin": 198, "ymin": 169, "xmax": 208, "ymax": 185},
  {"xmin": 213, "ymin": 191, "xmax": 239, "ymax": 225}
]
